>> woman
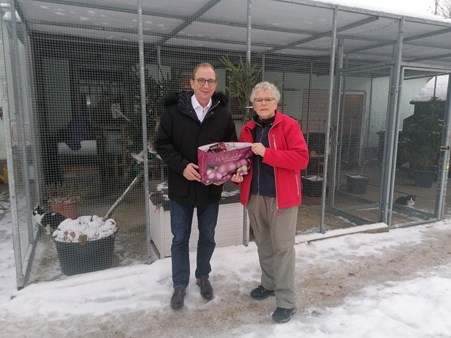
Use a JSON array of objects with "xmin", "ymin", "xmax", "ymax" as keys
[{"xmin": 231, "ymin": 81, "xmax": 309, "ymax": 323}]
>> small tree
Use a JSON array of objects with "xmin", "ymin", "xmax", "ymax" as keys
[
  {"xmin": 129, "ymin": 65, "xmax": 180, "ymax": 151},
  {"xmin": 398, "ymin": 97, "xmax": 445, "ymax": 170},
  {"xmin": 219, "ymin": 55, "xmax": 261, "ymax": 123}
]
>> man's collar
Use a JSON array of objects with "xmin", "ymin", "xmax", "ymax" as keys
[{"xmin": 191, "ymin": 94, "xmax": 212, "ymax": 110}]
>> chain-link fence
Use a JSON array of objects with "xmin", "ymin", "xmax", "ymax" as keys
[{"xmin": 2, "ymin": 0, "xmax": 451, "ymax": 288}]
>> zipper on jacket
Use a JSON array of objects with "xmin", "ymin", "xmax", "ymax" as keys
[
  {"xmin": 202, "ymin": 100, "xmax": 220, "ymax": 122},
  {"xmin": 256, "ymin": 125, "xmax": 264, "ymax": 195},
  {"xmin": 256, "ymin": 121, "xmax": 280, "ymax": 211},
  {"xmin": 270, "ymin": 125, "xmax": 279, "ymax": 210},
  {"xmin": 295, "ymin": 174, "xmax": 300, "ymax": 197}
]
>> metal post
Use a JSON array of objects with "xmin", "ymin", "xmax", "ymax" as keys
[
  {"xmin": 243, "ymin": 0, "xmax": 253, "ymax": 246},
  {"xmin": 320, "ymin": 7, "xmax": 338, "ymax": 233},
  {"xmin": 23, "ymin": 20, "xmax": 42, "ymax": 211},
  {"xmin": 246, "ymin": 0, "xmax": 252, "ymax": 65},
  {"xmin": 137, "ymin": 0, "xmax": 154, "ymax": 260},
  {"xmin": 330, "ymin": 39, "xmax": 344, "ymax": 207},
  {"xmin": 435, "ymin": 74, "xmax": 451, "ymax": 219},
  {"xmin": 6, "ymin": 0, "xmax": 28, "ymax": 288},
  {"xmin": 380, "ymin": 19, "xmax": 404, "ymax": 224}
]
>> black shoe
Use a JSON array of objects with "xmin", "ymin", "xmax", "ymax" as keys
[
  {"xmin": 196, "ymin": 276, "xmax": 213, "ymax": 300},
  {"xmin": 170, "ymin": 287, "xmax": 186, "ymax": 310},
  {"xmin": 272, "ymin": 307, "xmax": 297, "ymax": 323},
  {"xmin": 250, "ymin": 285, "xmax": 275, "ymax": 300}
]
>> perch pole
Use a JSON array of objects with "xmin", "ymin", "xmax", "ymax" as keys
[{"xmin": 103, "ymin": 171, "xmax": 144, "ymax": 220}]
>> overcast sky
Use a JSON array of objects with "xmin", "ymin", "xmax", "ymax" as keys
[
  {"xmin": 375, "ymin": 0, "xmax": 435, "ymax": 13},
  {"xmin": 328, "ymin": 0, "xmax": 437, "ymax": 17}
]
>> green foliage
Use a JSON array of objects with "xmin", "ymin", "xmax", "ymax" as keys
[
  {"xmin": 219, "ymin": 55, "xmax": 261, "ymax": 123},
  {"xmin": 129, "ymin": 65, "xmax": 180, "ymax": 150}
]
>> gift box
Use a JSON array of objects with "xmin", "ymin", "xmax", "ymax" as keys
[{"xmin": 198, "ymin": 142, "xmax": 253, "ymax": 185}]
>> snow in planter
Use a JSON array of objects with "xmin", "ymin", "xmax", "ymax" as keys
[{"xmin": 52, "ymin": 215, "xmax": 117, "ymax": 243}]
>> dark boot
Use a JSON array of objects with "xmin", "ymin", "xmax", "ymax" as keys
[
  {"xmin": 272, "ymin": 307, "xmax": 297, "ymax": 323},
  {"xmin": 196, "ymin": 276, "xmax": 213, "ymax": 300},
  {"xmin": 250, "ymin": 285, "xmax": 275, "ymax": 300},
  {"xmin": 170, "ymin": 287, "xmax": 186, "ymax": 310}
]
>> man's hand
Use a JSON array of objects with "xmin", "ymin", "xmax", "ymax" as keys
[{"xmin": 183, "ymin": 163, "xmax": 201, "ymax": 181}]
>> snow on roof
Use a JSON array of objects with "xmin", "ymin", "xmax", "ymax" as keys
[
  {"xmin": 411, "ymin": 75, "xmax": 449, "ymax": 102},
  {"xmin": 316, "ymin": 0, "xmax": 450, "ymax": 21}
]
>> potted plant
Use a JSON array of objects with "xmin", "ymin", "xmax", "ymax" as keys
[
  {"xmin": 52, "ymin": 215, "xmax": 118, "ymax": 275},
  {"xmin": 45, "ymin": 181, "xmax": 83, "ymax": 219},
  {"xmin": 219, "ymin": 55, "xmax": 261, "ymax": 123},
  {"xmin": 397, "ymin": 97, "xmax": 444, "ymax": 188}
]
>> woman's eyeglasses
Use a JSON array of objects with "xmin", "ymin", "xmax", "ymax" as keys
[
  {"xmin": 253, "ymin": 98, "xmax": 275, "ymax": 103},
  {"xmin": 194, "ymin": 78, "xmax": 217, "ymax": 86}
]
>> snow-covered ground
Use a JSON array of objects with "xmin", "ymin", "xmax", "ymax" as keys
[{"xmin": 1, "ymin": 187, "xmax": 451, "ymax": 337}]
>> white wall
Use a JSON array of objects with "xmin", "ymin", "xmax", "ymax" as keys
[
  {"xmin": 262, "ymin": 70, "xmax": 428, "ymax": 148},
  {"xmin": 43, "ymin": 57, "xmax": 72, "ymax": 133}
]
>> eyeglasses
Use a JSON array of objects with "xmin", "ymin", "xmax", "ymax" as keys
[
  {"xmin": 253, "ymin": 98, "xmax": 275, "ymax": 104},
  {"xmin": 194, "ymin": 78, "xmax": 217, "ymax": 86}
]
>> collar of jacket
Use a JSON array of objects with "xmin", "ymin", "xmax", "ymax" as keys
[
  {"xmin": 252, "ymin": 112, "xmax": 276, "ymax": 127},
  {"xmin": 163, "ymin": 90, "xmax": 228, "ymax": 111},
  {"xmin": 248, "ymin": 110, "xmax": 282, "ymax": 129}
]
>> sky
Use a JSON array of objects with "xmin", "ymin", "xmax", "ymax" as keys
[
  {"xmin": 2, "ymin": 191, "xmax": 451, "ymax": 337},
  {"xmin": 328, "ymin": 0, "xmax": 438, "ymax": 18}
]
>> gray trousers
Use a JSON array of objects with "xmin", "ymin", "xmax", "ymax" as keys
[{"xmin": 247, "ymin": 194, "xmax": 298, "ymax": 308}]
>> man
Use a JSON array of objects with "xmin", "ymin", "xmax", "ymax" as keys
[{"xmin": 155, "ymin": 63, "xmax": 237, "ymax": 310}]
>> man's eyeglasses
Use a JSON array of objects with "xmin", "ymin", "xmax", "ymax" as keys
[
  {"xmin": 253, "ymin": 98, "xmax": 275, "ymax": 104},
  {"xmin": 194, "ymin": 78, "xmax": 217, "ymax": 86}
]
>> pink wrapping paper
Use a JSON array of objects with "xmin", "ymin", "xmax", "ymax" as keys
[{"xmin": 198, "ymin": 142, "xmax": 253, "ymax": 185}]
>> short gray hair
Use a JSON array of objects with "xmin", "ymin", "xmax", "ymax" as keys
[{"xmin": 250, "ymin": 81, "xmax": 281, "ymax": 102}]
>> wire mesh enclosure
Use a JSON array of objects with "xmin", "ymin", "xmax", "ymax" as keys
[{"xmin": 2, "ymin": 0, "xmax": 451, "ymax": 288}]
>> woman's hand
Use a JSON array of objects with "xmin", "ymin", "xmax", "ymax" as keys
[
  {"xmin": 231, "ymin": 173, "xmax": 244, "ymax": 183},
  {"xmin": 252, "ymin": 142, "xmax": 266, "ymax": 157}
]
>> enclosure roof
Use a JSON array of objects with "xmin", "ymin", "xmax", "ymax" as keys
[{"xmin": 8, "ymin": 0, "xmax": 451, "ymax": 76}]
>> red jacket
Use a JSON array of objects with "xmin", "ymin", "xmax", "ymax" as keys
[{"xmin": 239, "ymin": 111, "xmax": 309, "ymax": 209}]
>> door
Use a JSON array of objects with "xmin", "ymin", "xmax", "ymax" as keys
[
  {"xmin": 390, "ymin": 69, "xmax": 451, "ymax": 227},
  {"xmin": 2, "ymin": 12, "xmax": 40, "ymax": 288}
]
